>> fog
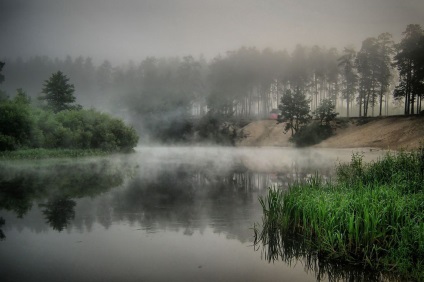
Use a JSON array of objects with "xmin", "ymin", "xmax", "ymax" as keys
[
  {"xmin": 1, "ymin": 0, "xmax": 423, "ymax": 63},
  {"xmin": 1, "ymin": 0, "xmax": 424, "ymax": 144}
]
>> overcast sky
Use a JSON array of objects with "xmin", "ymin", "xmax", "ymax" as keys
[{"xmin": 1, "ymin": 0, "xmax": 424, "ymax": 64}]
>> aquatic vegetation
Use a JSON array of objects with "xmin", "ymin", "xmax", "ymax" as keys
[{"xmin": 254, "ymin": 149, "xmax": 424, "ymax": 280}]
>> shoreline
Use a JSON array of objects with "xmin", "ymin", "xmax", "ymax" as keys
[{"xmin": 237, "ymin": 115, "xmax": 424, "ymax": 151}]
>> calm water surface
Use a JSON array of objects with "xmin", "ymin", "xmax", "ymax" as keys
[{"xmin": 0, "ymin": 147, "xmax": 386, "ymax": 282}]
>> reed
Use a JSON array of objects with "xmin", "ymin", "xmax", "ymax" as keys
[{"xmin": 254, "ymin": 148, "xmax": 424, "ymax": 280}]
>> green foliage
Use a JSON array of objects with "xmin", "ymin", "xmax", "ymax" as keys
[
  {"xmin": 39, "ymin": 109, "xmax": 139, "ymax": 152},
  {"xmin": 39, "ymin": 71, "xmax": 81, "ymax": 113},
  {"xmin": 0, "ymin": 148, "xmax": 109, "ymax": 160},
  {"xmin": 277, "ymin": 90, "xmax": 337, "ymax": 147},
  {"xmin": 195, "ymin": 111, "xmax": 238, "ymax": 145},
  {"xmin": 290, "ymin": 121, "xmax": 334, "ymax": 147},
  {"xmin": 278, "ymin": 89, "xmax": 311, "ymax": 136},
  {"xmin": 0, "ymin": 99, "xmax": 32, "ymax": 150},
  {"xmin": 313, "ymin": 98, "xmax": 338, "ymax": 126},
  {"xmin": 255, "ymin": 149, "xmax": 424, "ymax": 280},
  {"xmin": 0, "ymin": 99, "xmax": 138, "ymax": 153}
]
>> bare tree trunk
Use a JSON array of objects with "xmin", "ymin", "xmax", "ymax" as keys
[{"xmin": 379, "ymin": 89, "xmax": 383, "ymax": 116}]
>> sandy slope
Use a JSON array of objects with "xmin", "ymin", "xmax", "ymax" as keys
[
  {"xmin": 236, "ymin": 120, "xmax": 292, "ymax": 147},
  {"xmin": 236, "ymin": 116, "xmax": 424, "ymax": 150}
]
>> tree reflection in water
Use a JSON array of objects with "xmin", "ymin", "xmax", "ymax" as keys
[
  {"xmin": 0, "ymin": 149, "xmax": 395, "ymax": 281},
  {"xmin": 0, "ymin": 217, "xmax": 5, "ymax": 240},
  {"xmin": 0, "ymin": 158, "xmax": 126, "ymax": 236},
  {"xmin": 39, "ymin": 197, "xmax": 76, "ymax": 232}
]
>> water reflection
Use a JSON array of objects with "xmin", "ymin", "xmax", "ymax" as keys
[
  {"xmin": 39, "ymin": 197, "xmax": 76, "ymax": 232},
  {"xmin": 0, "ymin": 147, "xmax": 386, "ymax": 281},
  {"xmin": 254, "ymin": 230, "xmax": 397, "ymax": 282},
  {"xmin": 0, "ymin": 158, "xmax": 128, "ymax": 237},
  {"xmin": 0, "ymin": 217, "xmax": 4, "ymax": 240}
]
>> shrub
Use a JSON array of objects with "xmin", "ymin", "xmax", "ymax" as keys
[
  {"xmin": 0, "ymin": 100, "xmax": 32, "ymax": 150},
  {"xmin": 290, "ymin": 121, "xmax": 333, "ymax": 147}
]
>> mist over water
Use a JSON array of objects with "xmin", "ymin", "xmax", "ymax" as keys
[{"xmin": 0, "ymin": 147, "xmax": 387, "ymax": 281}]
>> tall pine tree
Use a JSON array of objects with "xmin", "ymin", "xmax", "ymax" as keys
[{"xmin": 39, "ymin": 71, "xmax": 80, "ymax": 113}]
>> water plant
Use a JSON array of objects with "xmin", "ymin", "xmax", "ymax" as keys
[{"xmin": 254, "ymin": 149, "xmax": 424, "ymax": 280}]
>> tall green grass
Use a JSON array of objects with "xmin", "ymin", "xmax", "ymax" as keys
[
  {"xmin": 254, "ymin": 149, "xmax": 424, "ymax": 280},
  {"xmin": 0, "ymin": 148, "xmax": 111, "ymax": 160}
]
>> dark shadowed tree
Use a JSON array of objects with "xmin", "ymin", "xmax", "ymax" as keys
[
  {"xmin": 338, "ymin": 47, "xmax": 357, "ymax": 117},
  {"xmin": 356, "ymin": 34, "xmax": 394, "ymax": 117},
  {"xmin": 39, "ymin": 71, "xmax": 80, "ymax": 113},
  {"xmin": 0, "ymin": 61, "xmax": 5, "ymax": 84},
  {"xmin": 278, "ymin": 89, "xmax": 311, "ymax": 136},
  {"xmin": 356, "ymin": 38, "xmax": 380, "ymax": 117},
  {"xmin": 0, "ymin": 89, "xmax": 32, "ymax": 151},
  {"xmin": 376, "ymin": 33, "xmax": 395, "ymax": 116},
  {"xmin": 394, "ymin": 24, "xmax": 424, "ymax": 114},
  {"xmin": 314, "ymin": 98, "xmax": 338, "ymax": 126}
]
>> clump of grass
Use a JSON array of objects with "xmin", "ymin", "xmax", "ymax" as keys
[
  {"xmin": 0, "ymin": 148, "xmax": 111, "ymax": 160},
  {"xmin": 254, "ymin": 148, "xmax": 424, "ymax": 280}
]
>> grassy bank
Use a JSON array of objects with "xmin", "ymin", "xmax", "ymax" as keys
[
  {"xmin": 254, "ymin": 149, "xmax": 424, "ymax": 280},
  {"xmin": 0, "ymin": 148, "xmax": 113, "ymax": 160}
]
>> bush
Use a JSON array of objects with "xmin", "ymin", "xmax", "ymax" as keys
[
  {"xmin": 0, "ymin": 100, "xmax": 32, "ymax": 150},
  {"xmin": 55, "ymin": 109, "xmax": 139, "ymax": 151},
  {"xmin": 1, "ymin": 104, "xmax": 138, "ymax": 152},
  {"xmin": 195, "ymin": 112, "xmax": 237, "ymax": 145},
  {"xmin": 290, "ymin": 121, "xmax": 333, "ymax": 147}
]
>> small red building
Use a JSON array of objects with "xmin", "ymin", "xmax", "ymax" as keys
[{"xmin": 268, "ymin": 109, "xmax": 281, "ymax": 120}]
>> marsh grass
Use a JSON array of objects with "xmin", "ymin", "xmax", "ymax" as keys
[
  {"xmin": 0, "ymin": 148, "xmax": 110, "ymax": 160},
  {"xmin": 254, "ymin": 149, "xmax": 424, "ymax": 280}
]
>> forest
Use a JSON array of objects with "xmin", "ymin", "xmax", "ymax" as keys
[
  {"xmin": 1, "ymin": 24, "xmax": 424, "ymax": 143},
  {"xmin": 0, "ymin": 68, "xmax": 138, "ymax": 152}
]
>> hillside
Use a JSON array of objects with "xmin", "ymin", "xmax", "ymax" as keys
[{"xmin": 236, "ymin": 116, "xmax": 424, "ymax": 150}]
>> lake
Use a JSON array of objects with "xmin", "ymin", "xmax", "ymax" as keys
[{"xmin": 0, "ymin": 147, "xmax": 386, "ymax": 282}]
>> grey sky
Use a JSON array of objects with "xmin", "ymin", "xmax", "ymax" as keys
[{"xmin": 1, "ymin": 0, "xmax": 423, "ymax": 63}]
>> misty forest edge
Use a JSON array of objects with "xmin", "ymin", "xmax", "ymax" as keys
[
  {"xmin": 1, "ymin": 23, "xmax": 424, "ymax": 152},
  {"xmin": 0, "ymin": 69, "xmax": 139, "ymax": 155},
  {"xmin": 0, "ymin": 24, "xmax": 424, "ymax": 280}
]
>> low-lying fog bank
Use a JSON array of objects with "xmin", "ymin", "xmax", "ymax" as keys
[{"xmin": 133, "ymin": 146, "xmax": 386, "ymax": 173}]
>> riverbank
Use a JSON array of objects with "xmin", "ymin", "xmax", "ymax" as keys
[
  {"xmin": 0, "ymin": 148, "xmax": 111, "ymax": 160},
  {"xmin": 237, "ymin": 115, "xmax": 424, "ymax": 150},
  {"xmin": 254, "ymin": 149, "xmax": 424, "ymax": 281}
]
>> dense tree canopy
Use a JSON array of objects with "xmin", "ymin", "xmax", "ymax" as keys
[
  {"xmin": 0, "ymin": 66, "xmax": 138, "ymax": 152},
  {"xmin": 0, "ymin": 95, "xmax": 32, "ymax": 150}
]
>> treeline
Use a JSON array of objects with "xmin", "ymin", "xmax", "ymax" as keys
[
  {"xmin": 0, "ymin": 69, "xmax": 138, "ymax": 152},
  {"xmin": 2, "ymin": 24, "xmax": 423, "ymax": 141}
]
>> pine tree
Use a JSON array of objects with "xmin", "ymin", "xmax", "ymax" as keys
[
  {"xmin": 278, "ymin": 89, "xmax": 311, "ymax": 136},
  {"xmin": 394, "ymin": 24, "xmax": 424, "ymax": 114},
  {"xmin": 39, "ymin": 71, "xmax": 80, "ymax": 113}
]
